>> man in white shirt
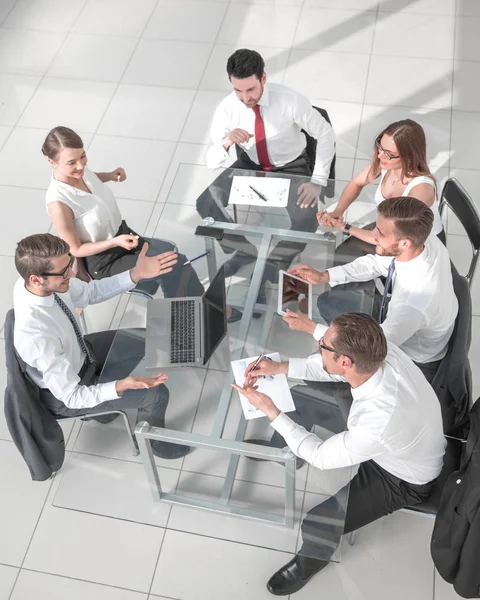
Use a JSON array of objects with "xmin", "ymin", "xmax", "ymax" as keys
[
  {"xmin": 196, "ymin": 48, "xmax": 335, "ymax": 287},
  {"xmin": 234, "ymin": 312, "xmax": 445, "ymax": 595},
  {"xmin": 284, "ymin": 197, "xmax": 458, "ymax": 383},
  {"xmin": 13, "ymin": 233, "xmax": 190, "ymax": 460}
]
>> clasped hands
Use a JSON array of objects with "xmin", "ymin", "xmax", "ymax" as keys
[{"xmin": 316, "ymin": 209, "xmax": 345, "ymax": 231}]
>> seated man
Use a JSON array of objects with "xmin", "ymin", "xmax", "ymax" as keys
[
  {"xmin": 13, "ymin": 233, "xmax": 190, "ymax": 459},
  {"xmin": 197, "ymin": 48, "xmax": 335, "ymax": 289},
  {"xmin": 234, "ymin": 312, "xmax": 446, "ymax": 596},
  {"xmin": 285, "ymin": 197, "xmax": 458, "ymax": 383}
]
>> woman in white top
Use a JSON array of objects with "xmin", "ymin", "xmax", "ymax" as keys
[{"xmin": 318, "ymin": 119, "xmax": 445, "ymax": 257}]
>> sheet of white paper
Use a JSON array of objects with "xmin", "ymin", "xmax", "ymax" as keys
[
  {"xmin": 229, "ymin": 176, "xmax": 290, "ymax": 207},
  {"xmin": 231, "ymin": 352, "xmax": 296, "ymax": 420}
]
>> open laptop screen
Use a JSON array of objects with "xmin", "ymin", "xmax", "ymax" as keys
[{"xmin": 203, "ymin": 266, "xmax": 227, "ymax": 362}]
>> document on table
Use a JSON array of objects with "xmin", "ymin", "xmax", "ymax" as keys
[
  {"xmin": 231, "ymin": 352, "xmax": 295, "ymax": 420},
  {"xmin": 229, "ymin": 176, "xmax": 290, "ymax": 207}
]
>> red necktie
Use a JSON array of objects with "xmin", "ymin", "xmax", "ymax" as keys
[{"xmin": 252, "ymin": 104, "xmax": 273, "ymax": 171}]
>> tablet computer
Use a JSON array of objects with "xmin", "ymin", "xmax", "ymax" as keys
[{"xmin": 277, "ymin": 270, "xmax": 312, "ymax": 320}]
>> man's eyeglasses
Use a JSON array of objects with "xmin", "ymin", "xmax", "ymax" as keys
[
  {"xmin": 375, "ymin": 140, "xmax": 400, "ymax": 161},
  {"xmin": 41, "ymin": 254, "xmax": 74, "ymax": 279},
  {"xmin": 318, "ymin": 336, "xmax": 354, "ymax": 363}
]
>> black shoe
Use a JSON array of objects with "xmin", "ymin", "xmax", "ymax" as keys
[
  {"xmin": 244, "ymin": 439, "xmax": 305, "ymax": 470},
  {"xmin": 151, "ymin": 440, "xmax": 191, "ymax": 460},
  {"xmin": 223, "ymin": 252, "xmax": 256, "ymax": 277},
  {"xmin": 267, "ymin": 556, "xmax": 328, "ymax": 596}
]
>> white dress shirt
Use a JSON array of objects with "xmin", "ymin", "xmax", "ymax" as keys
[
  {"xmin": 272, "ymin": 343, "xmax": 446, "ymax": 484},
  {"xmin": 13, "ymin": 271, "xmax": 135, "ymax": 410},
  {"xmin": 375, "ymin": 171, "xmax": 443, "ymax": 236},
  {"xmin": 46, "ymin": 167, "xmax": 122, "ymax": 243},
  {"xmin": 313, "ymin": 235, "xmax": 458, "ymax": 364},
  {"xmin": 205, "ymin": 83, "xmax": 336, "ymax": 186}
]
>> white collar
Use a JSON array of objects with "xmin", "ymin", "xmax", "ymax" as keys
[{"xmin": 351, "ymin": 364, "xmax": 384, "ymax": 400}]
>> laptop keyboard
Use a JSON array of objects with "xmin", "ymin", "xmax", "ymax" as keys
[{"xmin": 170, "ymin": 300, "xmax": 196, "ymax": 363}]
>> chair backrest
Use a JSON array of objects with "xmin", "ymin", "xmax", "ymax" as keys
[
  {"xmin": 440, "ymin": 178, "xmax": 480, "ymax": 284},
  {"xmin": 3, "ymin": 309, "xmax": 65, "ymax": 480},
  {"xmin": 432, "ymin": 263, "xmax": 472, "ymax": 436},
  {"xmin": 302, "ymin": 106, "xmax": 336, "ymax": 184}
]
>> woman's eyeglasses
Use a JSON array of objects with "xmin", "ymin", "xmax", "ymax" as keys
[
  {"xmin": 318, "ymin": 336, "xmax": 354, "ymax": 363},
  {"xmin": 41, "ymin": 254, "xmax": 75, "ymax": 279},
  {"xmin": 375, "ymin": 140, "xmax": 400, "ymax": 161}
]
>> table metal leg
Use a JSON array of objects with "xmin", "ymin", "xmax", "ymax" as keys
[
  {"xmin": 284, "ymin": 452, "xmax": 296, "ymax": 529},
  {"xmin": 136, "ymin": 422, "xmax": 162, "ymax": 502},
  {"xmin": 211, "ymin": 233, "xmax": 272, "ymax": 439},
  {"xmin": 220, "ymin": 413, "xmax": 248, "ymax": 505}
]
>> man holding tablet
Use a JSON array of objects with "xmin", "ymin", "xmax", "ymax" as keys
[{"xmin": 283, "ymin": 197, "xmax": 458, "ymax": 383}]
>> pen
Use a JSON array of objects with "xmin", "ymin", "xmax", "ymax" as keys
[
  {"xmin": 249, "ymin": 185, "xmax": 269, "ymax": 202},
  {"xmin": 183, "ymin": 251, "xmax": 210, "ymax": 266},
  {"xmin": 250, "ymin": 353, "xmax": 265, "ymax": 372}
]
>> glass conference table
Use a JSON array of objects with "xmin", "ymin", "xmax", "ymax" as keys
[{"xmin": 55, "ymin": 166, "xmax": 376, "ymax": 560}]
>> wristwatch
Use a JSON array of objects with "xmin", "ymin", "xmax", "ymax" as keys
[{"xmin": 343, "ymin": 223, "xmax": 351, "ymax": 235}]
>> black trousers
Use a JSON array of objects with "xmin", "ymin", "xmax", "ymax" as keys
[
  {"xmin": 85, "ymin": 220, "xmax": 205, "ymax": 298},
  {"xmin": 298, "ymin": 460, "xmax": 434, "ymax": 564},
  {"xmin": 40, "ymin": 329, "xmax": 168, "ymax": 425},
  {"xmin": 196, "ymin": 151, "xmax": 317, "ymax": 284}
]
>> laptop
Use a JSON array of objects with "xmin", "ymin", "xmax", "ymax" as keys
[{"xmin": 145, "ymin": 266, "xmax": 227, "ymax": 368}]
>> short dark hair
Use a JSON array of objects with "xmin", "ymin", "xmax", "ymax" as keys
[
  {"xmin": 377, "ymin": 196, "xmax": 434, "ymax": 248},
  {"xmin": 41, "ymin": 126, "xmax": 84, "ymax": 161},
  {"xmin": 227, "ymin": 49, "xmax": 265, "ymax": 81},
  {"xmin": 15, "ymin": 234, "xmax": 70, "ymax": 282},
  {"xmin": 330, "ymin": 313, "xmax": 387, "ymax": 374}
]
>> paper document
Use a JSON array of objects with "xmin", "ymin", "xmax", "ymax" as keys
[
  {"xmin": 229, "ymin": 176, "xmax": 290, "ymax": 207},
  {"xmin": 231, "ymin": 352, "xmax": 295, "ymax": 420}
]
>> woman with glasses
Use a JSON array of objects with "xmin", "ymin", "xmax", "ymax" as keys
[{"xmin": 317, "ymin": 119, "xmax": 445, "ymax": 254}]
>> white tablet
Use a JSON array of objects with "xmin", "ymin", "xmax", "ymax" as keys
[{"xmin": 277, "ymin": 270, "xmax": 313, "ymax": 320}]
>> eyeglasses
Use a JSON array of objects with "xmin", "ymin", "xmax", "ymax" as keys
[
  {"xmin": 40, "ymin": 254, "xmax": 74, "ymax": 279},
  {"xmin": 318, "ymin": 336, "xmax": 354, "ymax": 363},
  {"xmin": 375, "ymin": 140, "xmax": 400, "ymax": 161}
]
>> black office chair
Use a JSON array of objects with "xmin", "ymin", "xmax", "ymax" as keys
[
  {"xmin": 440, "ymin": 178, "xmax": 480, "ymax": 286},
  {"xmin": 3, "ymin": 309, "xmax": 139, "ymax": 482},
  {"xmin": 303, "ymin": 106, "xmax": 336, "ymax": 199},
  {"xmin": 431, "ymin": 264, "xmax": 472, "ymax": 438}
]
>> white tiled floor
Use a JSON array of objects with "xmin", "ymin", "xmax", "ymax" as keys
[{"xmin": 0, "ymin": 0, "xmax": 478, "ymax": 599}]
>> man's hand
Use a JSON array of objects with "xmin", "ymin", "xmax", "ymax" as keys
[
  {"xmin": 244, "ymin": 358, "xmax": 288, "ymax": 385},
  {"xmin": 232, "ymin": 382, "xmax": 280, "ymax": 421},
  {"xmin": 297, "ymin": 182, "xmax": 321, "ymax": 208},
  {"xmin": 130, "ymin": 243, "xmax": 177, "ymax": 283},
  {"xmin": 282, "ymin": 309, "xmax": 316, "ymax": 334},
  {"xmin": 222, "ymin": 129, "xmax": 253, "ymax": 150},
  {"xmin": 115, "ymin": 233, "xmax": 139, "ymax": 250},
  {"xmin": 288, "ymin": 264, "xmax": 329, "ymax": 285},
  {"xmin": 111, "ymin": 167, "xmax": 127, "ymax": 182},
  {"xmin": 116, "ymin": 374, "xmax": 168, "ymax": 394}
]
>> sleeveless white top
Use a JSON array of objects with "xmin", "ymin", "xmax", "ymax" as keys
[
  {"xmin": 375, "ymin": 171, "xmax": 442, "ymax": 236},
  {"xmin": 45, "ymin": 167, "xmax": 122, "ymax": 243}
]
